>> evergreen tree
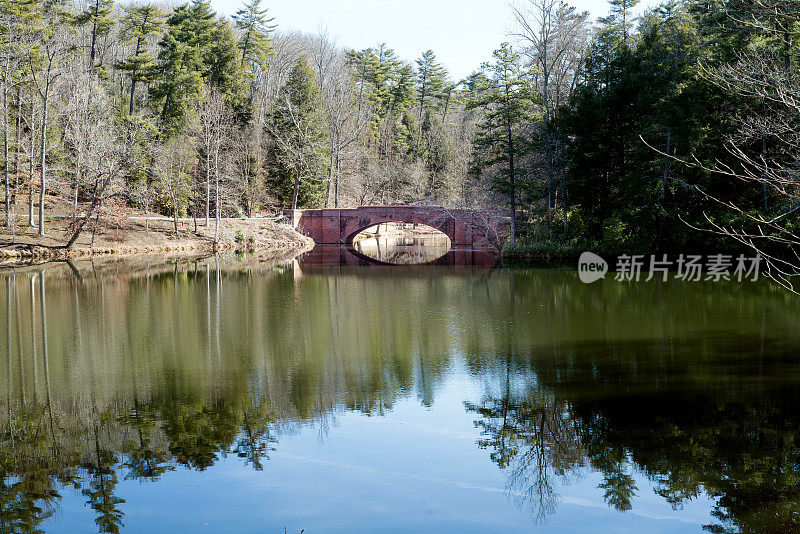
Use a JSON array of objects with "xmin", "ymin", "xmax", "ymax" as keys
[
  {"xmin": 608, "ymin": 0, "xmax": 640, "ymax": 43},
  {"xmin": 116, "ymin": 4, "xmax": 165, "ymax": 114},
  {"xmin": 149, "ymin": 31, "xmax": 204, "ymax": 135},
  {"xmin": 414, "ymin": 50, "xmax": 447, "ymax": 157},
  {"xmin": 72, "ymin": 0, "xmax": 114, "ymax": 67},
  {"xmin": 232, "ymin": 0, "xmax": 275, "ymax": 102},
  {"xmin": 562, "ymin": 3, "xmax": 736, "ymax": 251},
  {"xmin": 266, "ymin": 56, "xmax": 329, "ymax": 209},
  {"xmin": 421, "ymin": 109, "xmax": 452, "ymax": 200},
  {"xmin": 469, "ymin": 43, "xmax": 537, "ymax": 246},
  {"xmin": 168, "ymin": 0, "xmax": 216, "ymax": 60},
  {"xmin": 205, "ymin": 21, "xmax": 245, "ymax": 107},
  {"xmin": 150, "ymin": 0, "xmax": 228, "ymax": 134},
  {"xmin": 391, "ymin": 63, "xmax": 416, "ymax": 114}
]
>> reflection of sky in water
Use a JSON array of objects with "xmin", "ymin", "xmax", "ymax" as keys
[
  {"xmin": 45, "ymin": 374, "xmax": 714, "ymax": 533},
  {"xmin": 3, "ymin": 260, "xmax": 795, "ymax": 533}
]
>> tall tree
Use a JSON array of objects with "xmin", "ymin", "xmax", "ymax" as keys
[
  {"xmin": 149, "ymin": 31, "xmax": 203, "ymax": 135},
  {"xmin": 205, "ymin": 21, "xmax": 245, "ymax": 106},
  {"xmin": 232, "ymin": 0, "xmax": 274, "ymax": 103},
  {"xmin": 414, "ymin": 50, "xmax": 446, "ymax": 157},
  {"xmin": 72, "ymin": 0, "xmax": 114, "ymax": 68},
  {"xmin": 609, "ymin": 0, "xmax": 640, "ymax": 43},
  {"xmin": 116, "ymin": 4, "xmax": 165, "ymax": 115},
  {"xmin": 27, "ymin": 6, "xmax": 65, "ymax": 236},
  {"xmin": 469, "ymin": 43, "xmax": 538, "ymax": 246},
  {"xmin": 513, "ymin": 0, "xmax": 591, "ymax": 236},
  {"xmin": 266, "ymin": 56, "xmax": 329, "ymax": 209}
]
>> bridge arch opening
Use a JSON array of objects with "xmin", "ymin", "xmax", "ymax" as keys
[{"xmin": 351, "ymin": 222, "xmax": 451, "ymax": 265}]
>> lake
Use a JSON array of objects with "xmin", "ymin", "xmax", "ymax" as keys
[{"xmin": 0, "ymin": 244, "xmax": 798, "ymax": 533}]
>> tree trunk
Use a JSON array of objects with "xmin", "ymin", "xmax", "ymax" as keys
[
  {"xmin": 214, "ymin": 142, "xmax": 220, "ymax": 242},
  {"xmin": 89, "ymin": 0, "xmax": 99, "ymax": 67},
  {"xmin": 324, "ymin": 135, "xmax": 335, "ymax": 208},
  {"xmin": 291, "ymin": 145, "xmax": 303, "ymax": 210},
  {"xmin": 506, "ymin": 98, "xmax": 516, "ymax": 247},
  {"xmin": 205, "ymin": 148, "xmax": 210, "ymax": 226},
  {"xmin": 562, "ymin": 173, "xmax": 568, "ymax": 234},
  {"xmin": 334, "ymin": 149, "xmax": 341, "ymax": 209},
  {"xmin": 14, "ymin": 87, "xmax": 20, "ymax": 193},
  {"xmin": 3, "ymin": 55, "xmax": 10, "ymax": 228},
  {"xmin": 73, "ymin": 163, "xmax": 79, "ymax": 223},
  {"xmin": 128, "ymin": 37, "xmax": 142, "ymax": 115},
  {"xmin": 129, "ymin": 78, "xmax": 136, "ymax": 115},
  {"xmin": 38, "ymin": 82, "xmax": 49, "ymax": 236},
  {"xmin": 656, "ymin": 130, "xmax": 671, "ymax": 252},
  {"xmin": 65, "ymin": 178, "xmax": 108, "ymax": 248},
  {"xmin": 28, "ymin": 98, "xmax": 34, "ymax": 228},
  {"xmin": 291, "ymin": 165, "xmax": 301, "ymax": 210}
]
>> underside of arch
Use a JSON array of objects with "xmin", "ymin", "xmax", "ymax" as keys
[{"xmin": 285, "ymin": 207, "xmax": 508, "ymax": 249}]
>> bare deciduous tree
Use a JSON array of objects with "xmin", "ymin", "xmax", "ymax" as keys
[{"xmin": 512, "ymin": 0, "xmax": 590, "ymax": 236}]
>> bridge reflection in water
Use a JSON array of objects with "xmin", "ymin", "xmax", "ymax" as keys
[{"xmin": 296, "ymin": 243, "xmax": 499, "ymax": 268}]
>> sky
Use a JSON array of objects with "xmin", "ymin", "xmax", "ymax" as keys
[{"xmin": 210, "ymin": 0, "xmax": 663, "ymax": 80}]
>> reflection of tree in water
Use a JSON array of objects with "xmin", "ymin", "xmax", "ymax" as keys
[
  {"xmin": 0, "ymin": 262, "xmax": 448, "ymax": 532},
  {"xmin": 465, "ymin": 392, "xmax": 584, "ymax": 520},
  {"xmin": 0, "ymin": 392, "xmax": 288, "ymax": 533},
  {"xmin": 82, "ymin": 426, "xmax": 125, "ymax": 533},
  {"xmin": 465, "ymin": 355, "xmax": 584, "ymax": 521},
  {"xmin": 234, "ymin": 402, "xmax": 278, "ymax": 471},
  {"xmin": 573, "ymin": 386, "xmax": 800, "ymax": 534},
  {"xmin": 2, "ymin": 262, "xmax": 800, "ymax": 532},
  {"xmin": 120, "ymin": 399, "xmax": 173, "ymax": 482},
  {"xmin": 467, "ymin": 339, "xmax": 800, "ymax": 533},
  {"xmin": 0, "ymin": 401, "xmax": 83, "ymax": 534}
]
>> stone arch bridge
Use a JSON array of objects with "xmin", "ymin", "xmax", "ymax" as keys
[{"xmin": 285, "ymin": 206, "xmax": 509, "ymax": 249}]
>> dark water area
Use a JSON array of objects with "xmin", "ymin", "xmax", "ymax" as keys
[{"xmin": 0, "ymin": 249, "xmax": 798, "ymax": 533}]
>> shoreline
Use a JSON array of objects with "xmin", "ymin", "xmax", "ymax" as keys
[
  {"xmin": 0, "ymin": 234, "xmax": 314, "ymax": 261},
  {"xmin": 0, "ymin": 213, "xmax": 315, "ymax": 266}
]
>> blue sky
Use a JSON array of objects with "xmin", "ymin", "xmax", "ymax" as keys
[{"xmin": 210, "ymin": 0, "xmax": 663, "ymax": 79}]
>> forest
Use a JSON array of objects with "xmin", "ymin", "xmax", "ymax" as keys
[{"xmin": 0, "ymin": 0, "xmax": 797, "ymax": 266}]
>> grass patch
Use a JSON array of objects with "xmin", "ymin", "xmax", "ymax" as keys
[{"xmin": 502, "ymin": 238, "xmax": 594, "ymax": 266}]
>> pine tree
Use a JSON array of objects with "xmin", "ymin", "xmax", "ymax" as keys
[
  {"xmin": 414, "ymin": 50, "xmax": 446, "ymax": 157},
  {"xmin": 116, "ymin": 4, "xmax": 165, "ymax": 114},
  {"xmin": 390, "ymin": 63, "xmax": 416, "ymax": 114},
  {"xmin": 82, "ymin": 430, "xmax": 125, "ymax": 533},
  {"xmin": 373, "ymin": 44, "xmax": 400, "ymax": 114},
  {"xmin": 608, "ymin": 0, "xmax": 640, "ymax": 43},
  {"xmin": 167, "ymin": 0, "xmax": 216, "ymax": 80},
  {"xmin": 149, "ymin": 31, "xmax": 204, "ymax": 135},
  {"xmin": 206, "ymin": 21, "xmax": 245, "ymax": 106},
  {"xmin": 421, "ymin": 109, "xmax": 452, "ymax": 200},
  {"xmin": 72, "ymin": 0, "xmax": 115, "ymax": 67},
  {"xmin": 267, "ymin": 56, "xmax": 329, "ymax": 209},
  {"xmin": 232, "ymin": 0, "xmax": 274, "ymax": 93},
  {"xmin": 468, "ymin": 43, "xmax": 537, "ymax": 246},
  {"xmin": 150, "ymin": 0, "xmax": 220, "ymax": 134}
]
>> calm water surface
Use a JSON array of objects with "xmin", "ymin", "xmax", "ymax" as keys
[
  {"xmin": 353, "ymin": 234, "xmax": 452, "ymax": 264},
  {"xmin": 0, "ymin": 245, "xmax": 798, "ymax": 533}
]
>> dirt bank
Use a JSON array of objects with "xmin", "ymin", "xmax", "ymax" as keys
[{"xmin": 0, "ymin": 198, "xmax": 314, "ymax": 264}]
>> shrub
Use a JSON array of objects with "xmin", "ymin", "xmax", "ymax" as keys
[{"xmin": 502, "ymin": 238, "xmax": 594, "ymax": 266}]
